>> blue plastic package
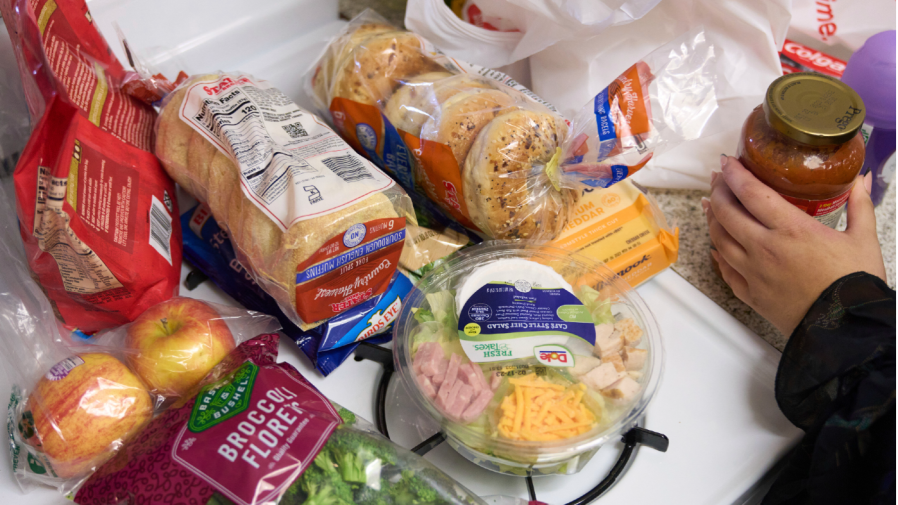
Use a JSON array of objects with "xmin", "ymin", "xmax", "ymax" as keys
[{"xmin": 180, "ymin": 203, "xmax": 412, "ymax": 375}]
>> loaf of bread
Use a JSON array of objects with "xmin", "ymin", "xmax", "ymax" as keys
[{"xmin": 157, "ymin": 74, "xmax": 409, "ymax": 330}]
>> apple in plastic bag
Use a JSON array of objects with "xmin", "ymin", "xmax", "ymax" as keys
[
  {"xmin": 25, "ymin": 353, "xmax": 153, "ymax": 479},
  {"xmin": 125, "ymin": 298, "xmax": 235, "ymax": 398}
]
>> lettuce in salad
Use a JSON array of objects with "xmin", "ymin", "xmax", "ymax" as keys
[{"xmin": 577, "ymin": 285, "xmax": 615, "ymax": 326}]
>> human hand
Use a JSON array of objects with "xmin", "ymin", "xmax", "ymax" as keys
[{"xmin": 703, "ymin": 156, "xmax": 886, "ymax": 335}]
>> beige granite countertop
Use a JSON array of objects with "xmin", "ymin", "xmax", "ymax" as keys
[
  {"xmin": 652, "ymin": 182, "xmax": 896, "ymax": 352},
  {"xmin": 337, "ymin": 0, "xmax": 897, "ymax": 353}
]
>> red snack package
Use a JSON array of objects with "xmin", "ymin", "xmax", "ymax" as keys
[{"xmin": 1, "ymin": 0, "xmax": 182, "ymax": 332}]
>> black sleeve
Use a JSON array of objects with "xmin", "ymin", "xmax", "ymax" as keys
[{"xmin": 763, "ymin": 272, "xmax": 895, "ymax": 505}]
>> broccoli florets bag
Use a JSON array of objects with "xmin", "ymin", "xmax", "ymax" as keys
[{"xmin": 73, "ymin": 334, "xmax": 484, "ymax": 505}]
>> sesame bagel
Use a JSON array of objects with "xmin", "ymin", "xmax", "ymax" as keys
[
  {"xmin": 462, "ymin": 109, "xmax": 572, "ymax": 240},
  {"xmin": 330, "ymin": 31, "xmax": 446, "ymax": 106},
  {"xmin": 420, "ymin": 88, "xmax": 518, "ymax": 171}
]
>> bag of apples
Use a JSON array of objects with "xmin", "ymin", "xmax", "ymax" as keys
[{"xmin": 2, "ymin": 295, "xmax": 279, "ymax": 493}]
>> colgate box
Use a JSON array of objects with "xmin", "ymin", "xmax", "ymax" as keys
[{"xmin": 780, "ymin": 39, "xmax": 847, "ymax": 78}]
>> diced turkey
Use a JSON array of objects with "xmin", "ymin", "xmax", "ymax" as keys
[
  {"xmin": 622, "ymin": 346, "xmax": 647, "ymax": 371},
  {"xmin": 615, "ymin": 318, "xmax": 643, "ymax": 346},
  {"xmin": 602, "ymin": 376, "xmax": 641, "ymax": 403},
  {"xmin": 581, "ymin": 362, "xmax": 626, "ymax": 391},
  {"xmin": 571, "ymin": 355, "xmax": 602, "ymax": 377},
  {"xmin": 604, "ymin": 353, "xmax": 625, "ymax": 372},
  {"xmin": 594, "ymin": 327, "xmax": 623, "ymax": 358}
]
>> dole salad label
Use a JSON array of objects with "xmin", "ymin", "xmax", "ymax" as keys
[{"xmin": 457, "ymin": 280, "xmax": 596, "ymax": 365}]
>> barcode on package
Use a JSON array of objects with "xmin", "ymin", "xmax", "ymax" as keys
[
  {"xmin": 321, "ymin": 155, "xmax": 374, "ymax": 183},
  {"xmin": 149, "ymin": 195, "xmax": 173, "ymax": 265},
  {"xmin": 282, "ymin": 122, "xmax": 308, "ymax": 139}
]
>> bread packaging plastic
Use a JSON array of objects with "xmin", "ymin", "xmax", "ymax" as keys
[
  {"xmin": 308, "ymin": 11, "xmax": 719, "ymax": 242},
  {"xmin": 154, "ymin": 72, "xmax": 414, "ymax": 330},
  {"xmin": 1, "ymin": 0, "xmax": 183, "ymax": 332}
]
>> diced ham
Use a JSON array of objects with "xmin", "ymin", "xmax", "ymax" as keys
[
  {"xmin": 437, "ymin": 354, "xmax": 462, "ymax": 404},
  {"xmin": 605, "ymin": 353, "xmax": 625, "ymax": 372},
  {"xmin": 458, "ymin": 363, "xmax": 483, "ymax": 392},
  {"xmin": 448, "ymin": 383, "xmax": 474, "ymax": 419},
  {"xmin": 594, "ymin": 327, "xmax": 623, "ymax": 358},
  {"xmin": 432, "ymin": 371, "xmax": 446, "ymax": 386},
  {"xmin": 420, "ymin": 352, "xmax": 446, "ymax": 377},
  {"xmin": 474, "ymin": 365, "xmax": 490, "ymax": 391},
  {"xmin": 622, "ymin": 347, "xmax": 647, "ymax": 371},
  {"xmin": 615, "ymin": 318, "xmax": 644, "ymax": 346},
  {"xmin": 572, "ymin": 355, "xmax": 602, "ymax": 377},
  {"xmin": 440, "ymin": 379, "xmax": 465, "ymax": 411},
  {"xmin": 602, "ymin": 376, "xmax": 641, "ymax": 403},
  {"xmin": 490, "ymin": 371, "xmax": 503, "ymax": 391},
  {"xmin": 417, "ymin": 374, "xmax": 437, "ymax": 399},
  {"xmin": 461, "ymin": 389, "xmax": 494, "ymax": 422},
  {"xmin": 581, "ymin": 363, "xmax": 626, "ymax": 391},
  {"xmin": 413, "ymin": 342, "xmax": 436, "ymax": 374}
]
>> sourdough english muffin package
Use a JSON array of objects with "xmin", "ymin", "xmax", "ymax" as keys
[
  {"xmin": 1, "ymin": 0, "xmax": 182, "ymax": 332},
  {"xmin": 154, "ymin": 72, "xmax": 414, "ymax": 330},
  {"xmin": 308, "ymin": 11, "xmax": 721, "ymax": 242}
]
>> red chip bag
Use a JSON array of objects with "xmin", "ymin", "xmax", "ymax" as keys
[{"xmin": 1, "ymin": 0, "xmax": 182, "ymax": 332}]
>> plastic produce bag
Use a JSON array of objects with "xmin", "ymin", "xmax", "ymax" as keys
[
  {"xmin": 308, "ymin": 12, "xmax": 718, "ymax": 241},
  {"xmin": 152, "ymin": 71, "xmax": 414, "ymax": 331},
  {"xmin": 527, "ymin": 0, "xmax": 790, "ymax": 189},
  {"xmin": 2, "ymin": 289, "xmax": 279, "ymax": 492},
  {"xmin": 406, "ymin": 0, "xmax": 661, "ymax": 68},
  {"xmin": 0, "ymin": 0, "xmax": 183, "ymax": 333},
  {"xmin": 180, "ymin": 202, "xmax": 409, "ymax": 375},
  {"xmin": 74, "ymin": 333, "xmax": 487, "ymax": 505}
]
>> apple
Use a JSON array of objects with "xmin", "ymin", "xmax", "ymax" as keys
[
  {"xmin": 125, "ymin": 298, "xmax": 235, "ymax": 398},
  {"xmin": 26, "ymin": 353, "xmax": 153, "ymax": 478}
]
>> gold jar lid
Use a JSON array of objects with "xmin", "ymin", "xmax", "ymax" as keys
[{"xmin": 763, "ymin": 72, "xmax": 865, "ymax": 146}]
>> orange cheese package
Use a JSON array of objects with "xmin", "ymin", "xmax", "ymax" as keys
[
  {"xmin": 550, "ymin": 180, "xmax": 679, "ymax": 287},
  {"xmin": 307, "ymin": 10, "xmax": 719, "ymax": 242},
  {"xmin": 1, "ymin": 0, "xmax": 182, "ymax": 333}
]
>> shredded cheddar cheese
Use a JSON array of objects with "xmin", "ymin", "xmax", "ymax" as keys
[{"xmin": 496, "ymin": 374, "xmax": 597, "ymax": 441}]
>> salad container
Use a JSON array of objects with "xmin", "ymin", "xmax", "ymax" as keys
[{"xmin": 393, "ymin": 242, "xmax": 663, "ymax": 476}]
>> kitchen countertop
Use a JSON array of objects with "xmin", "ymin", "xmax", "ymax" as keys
[
  {"xmin": 653, "ymin": 182, "xmax": 896, "ymax": 352},
  {"xmin": 337, "ymin": 0, "xmax": 897, "ymax": 353}
]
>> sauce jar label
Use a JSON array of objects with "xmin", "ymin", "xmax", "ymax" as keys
[{"xmin": 780, "ymin": 189, "xmax": 850, "ymax": 228}]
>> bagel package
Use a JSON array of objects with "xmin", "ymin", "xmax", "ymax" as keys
[
  {"xmin": 154, "ymin": 72, "xmax": 413, "ymax": 330},
  {"xmin": 308, "ymin": 12, "xmax": 720, "ymax": 242}
]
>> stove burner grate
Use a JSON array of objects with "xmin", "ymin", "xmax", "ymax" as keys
[{"xmin": 354, "ymin": 342, "xmax": 669, "ymax": 504}]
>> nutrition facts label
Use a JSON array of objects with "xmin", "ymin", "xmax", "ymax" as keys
[
  {"xmin": 179, "ymin": 74, "xmax": 394, "ymax": 231},
  {"xmin": 33, "ymin": 165, "xmax": 123, "ymax": 295}
]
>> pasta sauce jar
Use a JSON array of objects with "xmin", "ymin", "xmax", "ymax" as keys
[{"xmin": 737, "ymin": 72, "xmax": 866, "ymax": 228}]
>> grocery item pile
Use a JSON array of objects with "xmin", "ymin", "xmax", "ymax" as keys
[{"xmin": 0, "ymin": 0, "xmax": 715, "ymax": 501}]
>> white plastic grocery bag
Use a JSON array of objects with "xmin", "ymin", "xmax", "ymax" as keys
[
  {"xmin": 788, "ymin": 0, "xmax": 896, "ymax": 60},
  {"xmin": 405, "ymin": 0, "xmax": 661, "ymax": 68},
  {"xmin": 527, "ymin": 0, "xmax": 792, "ymax": 189}
]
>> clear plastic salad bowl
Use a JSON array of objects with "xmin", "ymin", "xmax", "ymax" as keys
[{"xmin": 393, "ymin": 242, "xmax": 664, "ymax": 476}]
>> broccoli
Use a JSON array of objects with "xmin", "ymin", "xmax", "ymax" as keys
[
  {"xmin": 294, "ymin": 461, "xmax": 356, "ymax": 505},
  {"xmin": 336, "ymin": 407, "xmax": 356, "ymax": 426}
]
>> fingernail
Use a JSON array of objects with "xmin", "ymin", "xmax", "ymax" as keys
[
  {"xmin": 720, "ymin": 154, "xmax": 728, "ymax": 169},
  {"xmin": 864, "ymin": 171, "xmax": 873, "ymax": 195},
  {"xmin": 701, "ymin": 197, "xmax": 710, "ymax": 214},
  {"xmin": 711, "ymin": 171, "xmax": 720, "ymax": 184}
]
